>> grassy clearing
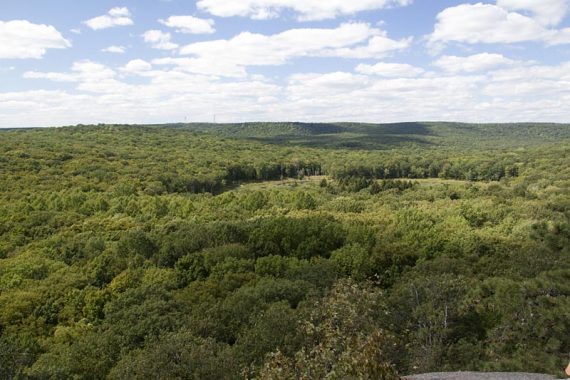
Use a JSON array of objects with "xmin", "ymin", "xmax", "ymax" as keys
[
  {"xmin": 233, "ymin": 175, "xmax": 326, "ymax": 192},
  {"xmin": 234, "ymin": 176, "xmax": 476, "ymax": 193}
]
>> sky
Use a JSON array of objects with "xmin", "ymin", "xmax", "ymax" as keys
[{"xmin": 1, "ymin": 0, "xmax": 570, "ymax": 127}]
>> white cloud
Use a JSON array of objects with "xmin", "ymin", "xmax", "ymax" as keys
[
  {"xmin": 122, "ymin": 59, "xmax": 152, "ymax": 73},
  {"xmin": 288, "ymin": 72, "xmax": 370, "ymax": 99},
  {"xmin": 429, "ymin": 2, "xmax": 570, "ymax": 48},
  {"xmin": 489, "ymin": 61, "xmax": 570, "ymax": 83},
  {"xmin": 84, "ymin": 7, "xmax": 134, "ymax": 30},
  {"xmin": 281, "ymin": 65, "xmax": 570, "ymax": 122},
  {"xmin": 152, "ymin": 57, "xmax": 247, "ymax": 77},
  {"xmin": 6, "ymin": 62, "xmax": 283, "ymax": 126},
  {"xmin": 24, "ymin": 71, "xmax": 76, "ymax": 82},
  {"xmin": 109, "ymin": 7, "xmax": 130, "ymax": 17},
  {"xmin": 143, "ymin": 30, "xmax": 178, "ymax": 50},
  {"xmin": 24, "ymin": 61, "xmax": 116, "ymax": 83},
  {"xmin": 159, "ymin": 16, "xmax": 215, "ymax": 34},
  {"xmin": 71, "ymin": 61, "xmax": 117, "ymax": 81},
  {"xmin": 6, "ymin": 4, "xmax": 570, "ymax": 128},
  {"xmin": 320, "ymin": 34, "xmax": 411, "ymax": 59},
  {"xmin": 356, "ymin": 62, "xmax": 424, "ymax": 77},
  {"xmin": 430, "ymin": 3, "xmax": 547, "ymax": 46},
  {"xmin": 102, "ymin": 45, "xmax": 126, "ymax": 54},
  {"xmin": 197, "ymin": 0, "xmax": 412, "ymax": 21},
  {"xmin": 547, "ymin": 28, "xmax": 570, "ymax": 45},
  {"xmin": 24, "ymin": 60, "xmax": 128, "ymax": 93},
  {"xmin": 434, "ymin": 53, "xmax": 515, "ymax": 73},
  {"xmin": 0, "ymin": 20, "xmax": 70, "ymax": 59},
  {"xmin": 177, "ymin": 23, "xmax": 410, "ymax": 76},
  {"xmin": 8, "ymin": 59, "xmax": 570, "ymax": 126},
  {"xmin": 483, "ymin": 62, "xmax": 570, "ymax": 100},
  {"xmin": 497, "ymin": 0, "xmax": 570, "ymax": 26}
]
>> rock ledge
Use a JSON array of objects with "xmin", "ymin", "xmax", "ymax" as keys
[{"xmin": 404, "ymin": 372, "xmax": 564, "ymax": 380}]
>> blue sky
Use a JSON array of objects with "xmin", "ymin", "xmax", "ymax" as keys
[{"xmin": 1, "ymin": 0, "xmax": 569, "ymax": 127}]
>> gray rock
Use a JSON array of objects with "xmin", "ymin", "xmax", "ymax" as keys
[{"xmin": 404, "ymin": 372, "xmax": 565, "ymax": 380}]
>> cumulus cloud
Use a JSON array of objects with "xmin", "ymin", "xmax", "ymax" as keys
[
  {"xmin": 6, "ymin": 3, "xmax": 570, "ymax": 127},
  {"xmin": 0, "ymin": 20, "xmax": 70, "ymax": 59},
  {"xmin": 430, "ymin": 3, "xmax": 547, "ymax": 46},
  {"xmin": 84, "ymin": 7, "xmax": 133, "ymax": 30},
  {"xmin": 24, "ymin": 60, "xmax": 115, "ymax": 82},
  {"xmin": 159, "ymin": 16, "xmax": 215, "ymax": 34},
  {"xmin": 287, "ymin": 72, "xmax": 370, "ymax": 100},
  {"xmin": 11, "ymin": 61, "xmax": 282, "ymax": 126},
  {"xmin": 483, "ymin": 61, "xmax": 570, "ymax": 100},
  {"xmin": 176, "ymin": 23, "xmax": 410, "ymax": 76},
  {"xmin": 497, "ymin": 0, "xmax": 570, "ymax": 26},
  {"xmin": 429, "ymin": 2, "xmax": 570, "ymax": 49},
  {"xmin": 197, "ymin": 0, "xmax": 412, "ymax": 21},
  {"xmin": 546, "ymin": 28, "xmax": 570, "ymax": 45},
  {"xmin": 282, "ymin": 63, "xmax": 570, "ymax": 122},
  {"xmin": 121, "ymin": 59, "xmax": 153, "ymax": 73},
  {"xmin": 102, "ymin": 45, "xmax": 126, "ymax": 54},
  {"xmin": 23, "ymin": 71, "xmax": 76, "ymax": 82},
  {"xmin": 15, "ymin": 54, "xmax": 570, "ymax": 126},
  {"xmin": 284, "ymin": 71, "xmax": 487, "ymax": 120},
  {"xmin": 143, "ymin": 30, "xmax": 178, "ymax": 50},
  {"xmin": 320, "ymin": 34, "xmax": 411, "ymax": 59},
  {"xmin": 356, "ymin": 62, "xmax": 424, "ymax": 77},
  {"xmin": 152, "ymin": 57, "xmax": 247, "ymax": 77},
  {"xmin": 489, "ymin": 61, "xmax": 570, "ymax": 83},
  {"xmin": 13, "ymin": 56, "xmax": 570, "ymax": 127},
  {"xmin": 24, "ymin": 60, "xmax": 129, "ymax": 93},
  {"xmin": 434, "ymin": 53, "xmax": 515, "ymax": 73}
]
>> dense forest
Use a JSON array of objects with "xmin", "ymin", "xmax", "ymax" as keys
[{"xmin": 0, "ymin": 122, "xmax": 569, "ymax": 379}]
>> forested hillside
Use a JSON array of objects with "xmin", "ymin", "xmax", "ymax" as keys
[{"xmin": 0, "ymin": 123, "xmax": 569, "ymax": 379}]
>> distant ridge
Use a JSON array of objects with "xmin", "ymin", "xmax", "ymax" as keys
[{"xmin": 169, "ymin": 121, "xmax": 570, "ymax": 150}]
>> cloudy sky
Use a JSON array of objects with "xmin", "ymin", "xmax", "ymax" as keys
[{"xmin": 1, "ymin": 0, "xmax": 570, "ymax": 127}]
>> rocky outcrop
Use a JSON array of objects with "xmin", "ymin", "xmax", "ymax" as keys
[{"xmin": 404, "ymin": 372, "xmax": 565, "ymax": 380}]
